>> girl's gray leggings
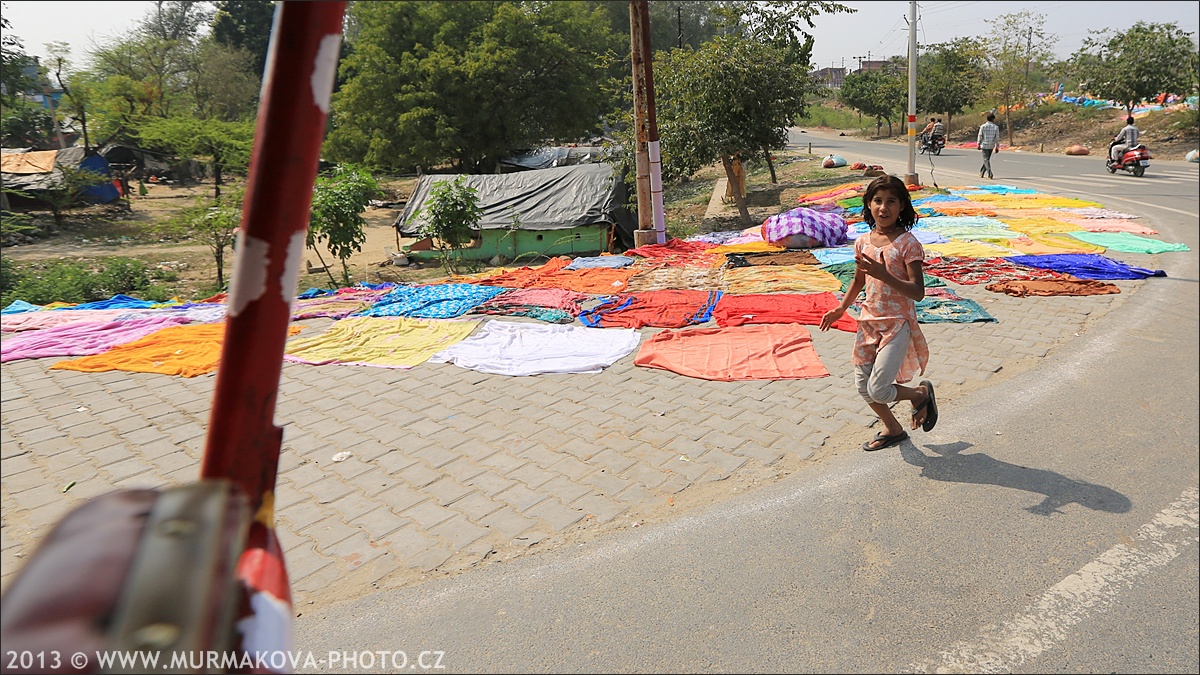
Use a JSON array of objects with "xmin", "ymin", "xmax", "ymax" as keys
[{"xmin": 854, "ymin": 322, "xmax": 911, "ymax": 404}]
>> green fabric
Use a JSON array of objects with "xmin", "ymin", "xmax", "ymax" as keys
[
  {"xmin": 1067, "ymin": 231, "xmax": 1190, "ymax": 254},
  {"xmin": 916, "ymin": 296, "xmax": 997, "ymax": 323},
  {"xmin": 836, "ymin": 196, "xmax": 863, "ymax": 208},
  {"xmin": 820, "ymin": 261, "xmax": 945, "ymax": 293}
]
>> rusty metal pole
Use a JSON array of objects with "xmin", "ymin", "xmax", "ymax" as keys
[
  {"xmin": 629, "ymin": 0, "xmax": 656, "ymax": 248},
  {"xmin": 199, "ymin": 1, "xmax": 346, "ymax": 649}
]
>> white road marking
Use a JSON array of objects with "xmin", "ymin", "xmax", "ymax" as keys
[{"xmin": 906, "ymin": 487, "xmax": 1200, "ymax": 674}]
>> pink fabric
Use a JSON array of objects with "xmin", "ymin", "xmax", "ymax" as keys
[
  {"xmin": 853, "ymin": 231, "xmax": 929, "ymax": 384},
  {"xmin": 1, "ymin": 308, "xmax": 158, "ymax": 333},
  {"xmin": 761, "ymin": 207, "xmax": 849, "ymax": 248},
  {"xmin": 0, "ymin": 316, "xmax": 191, "ymax": 362}
]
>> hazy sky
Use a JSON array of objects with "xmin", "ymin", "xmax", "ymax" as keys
[{"xmin": 2, "ymin": 1, "xmax": 1198, "ymax": 68}]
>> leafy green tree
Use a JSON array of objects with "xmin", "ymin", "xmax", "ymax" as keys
[
  {"xmin": 1, "ymin": 12, "xmax": 37, "ymax": 104},
  {"xmin": 917, "ymin": 38, "xmax": 986, "ymax": 134},
  {"xmin": 1069, "ymin": 22, "xmax": 1199, "ymax": 115},
  {"xmin": 36, "ymin": 165, "xmax": 111, "ymax": 233},
  {"xmin": 0, "ymin": 97, "xmax": 53, "ymax": 147},
  {"xmin": 189, "ymin": 40, "xmax": 261, "ymax": 121},
  {"xmin": 137, "ymin": 116, "xmax": 255, "ymax": 197},
  {"xmin": 307, "ymin": 166, "xmax": 379, "ymax": 286},
  {"xmin": 211, "ymin": 0, "xmax": 276, "ymax": 76},
  {"xmin": 839, "ymin": 66, "xmax": 906, "ymax": 135},
  {"xmin": 417, "ymin": 175, "xmax": 483, "ymax": 274},
  {"xmin": 983, "ymin": 10, "xmax": 1054, "ymax": 147},
  {"xmin": 655, "ymin": 35, "xmax": 811, "ymax": 224},
  {"xmin": 156, "ymin": 191, "xmax": 242, "ymax": 287},
  {"xmin": 325, "ymin": 1, "xmax": 624, "ymax": 173}
]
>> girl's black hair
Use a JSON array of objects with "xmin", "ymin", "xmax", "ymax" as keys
[{"xmin": 861, "ymin": 175, "xmax": 918, "ymax": 231}]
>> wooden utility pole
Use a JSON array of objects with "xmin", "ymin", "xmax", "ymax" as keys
[{"xmin": 630, "ymin": 0, "xmax": 665, "ymax": 246}]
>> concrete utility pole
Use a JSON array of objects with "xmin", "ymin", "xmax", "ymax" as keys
[
  {"xmin": 904, "ymin": 0, "xmax": 918, "ymax": 186},
  {"xmin": 629, "ymin": 0, "xmax": 665, "ymax": 246}
]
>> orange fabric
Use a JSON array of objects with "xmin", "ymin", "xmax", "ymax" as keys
[
  {"xmin": 529, "ymin": 266, "xmax": 641, "ymax": 294},
  {"xmin": 1, "ymin": 150, "xmax": 58, "ymax": 174},
  {"xmin": 583, "ymin": 289, "xmax": 718, "ymax": 328},
  {"xmin": 50, "ymin": 323, "xmax": 302, "ymax": 377},
  {"xmin": 634, "ymin": 323, "xmax": 830, "ymax": 381},
  {"xmin": 471, "ymin": 256, "xmax": 572, "ymax": 288}
]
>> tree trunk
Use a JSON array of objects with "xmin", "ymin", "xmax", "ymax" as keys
[
  {"xmin": 763, "ymin": 145, "xmax": 777, "ymax": 183},
  {"xmin": 214, "ymin": 245, "xmax": 225, "ymax": 288},
  {"xmin": 721, "ymin": 154, "xmax": 752, "ymax": 226},
  {"xmin": 1004, "ymin": 84, "xmax": 1014, "ymax": 147},
  {"xmin": 213, "ymin": 158, "xmax": 223, "ymax": 200}
]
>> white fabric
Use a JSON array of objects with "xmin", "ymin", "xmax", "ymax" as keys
[{"xmin": 429, "ymin": 320, "xmax": 641, "ymax": 376}]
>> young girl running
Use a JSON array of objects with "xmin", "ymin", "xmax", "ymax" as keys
[{"xmin": 819, "ymin": 175, "xmax": 938, "ymax": 451}]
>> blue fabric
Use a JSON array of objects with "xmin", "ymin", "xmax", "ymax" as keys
[
  {"xmin": 948, "ymin": 185, "xmax": 1037, "ymax": 195},
  {"xmin": 912, "ymin": 194, "xmax": 969, "ymax": 206},
  {"xmin": 356, "ymin": 281, "xmax": 397, "ymax": 291},
  {"xmin": 2, "ymin": 300, "xmax": 43, "ymax": 314},
  {"xmin": 355, "ymin": 283, "xmax": 509, "ymax": 318},
  {"xmin": 916, "ymin": 296, "xmax": 997, "ymax": 323},
  {"xmin": 564, "ymin": 255, "xmax": 636, "ymax": 270},
  {"xmin": 812, "ymin": 246, "xmax": 856, "ymax": 265},
  {"xmin": 57, "ymin": 294, "xmax": 161, "ymax": 311},
  {"xmin": 78, "ymin": 154, "xmax": 121, "ymax": 204},
  {"xmin": 297, "ymin": 287, "xmax": 334, "ymax": 299},
  {"xmin": 1007, "ymin": 254, "xmax": 1166, "ymax": 280}
]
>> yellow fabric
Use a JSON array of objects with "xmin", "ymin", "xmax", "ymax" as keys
[
  {"xmin": 926, "ymin": 203, "xmax": 998, "ymax": 217},
  {"xmin": 706, "ymin": 241, "xmax": 786, "ymax": 255},
  {"xmin": 285, "ymin": 316, "xmax": 478, "ymax": 368},
  {"xmin": 1, "ymin": 150, "xmax": 58, "ymax": 174},
  {"xmin": 998, "ymin": 216, "xmax": 1083, "ymax": 235},
  {"xmin": 722, "ymin": 265, "xmax": 842, "ymax": 294},
  {"xmin": 925, "ymin": 241, "xmax": 1021, "ymax": 258},
  {"xmin": 51, "ymin": 323, "xmax": 302, "ymax": 377},
  {"xmin": 1006, "ymin": 234, "xmax": 1106, "ymax": 255},
  {"xmin": 965, "ymin": 194, "xmax": 1102, "ymax": 209}
]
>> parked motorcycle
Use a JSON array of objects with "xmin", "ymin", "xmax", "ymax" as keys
[
  {"xmin": 918, "ymin": 134, "xmax": 945, "ymax": 155},
  {"xmin": 1106, "ymin": 141, "xmax": 1151, "ymax": 177}
]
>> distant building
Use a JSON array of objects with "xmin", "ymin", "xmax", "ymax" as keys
[
  {"xmin": 811, "ymin": 66, "xmax": 846, "ymax": 89},
  {"xmin": 855, "ymin": 59, "xmax": 897, "ymax": 74}
]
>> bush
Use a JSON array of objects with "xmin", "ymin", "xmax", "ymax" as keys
[{"xmin": 0, "ymin": 257, "xmax": 178, "ymax": 309}]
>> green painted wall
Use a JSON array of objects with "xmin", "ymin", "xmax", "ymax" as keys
[{"xmin": 404, "ymin": 226, "xmax": 609, "ymax": 262}]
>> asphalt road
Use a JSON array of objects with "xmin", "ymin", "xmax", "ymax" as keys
[{"xmin": 296, "ymin": 132, "xmax": 1199, "ymax": 674}]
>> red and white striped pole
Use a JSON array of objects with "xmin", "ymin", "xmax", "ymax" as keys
[{"xmin": 199, "ymin": 1, "xmax": 346, "ymax": 667}]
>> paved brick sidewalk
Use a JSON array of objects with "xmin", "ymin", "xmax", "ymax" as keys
[{"xmin": 0, "ymin": 279, "xmax": 1134, "ymax": 601}]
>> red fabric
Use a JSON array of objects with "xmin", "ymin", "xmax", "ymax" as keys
[
  {"xmin": 634, "ymin": 324, "xmax": 830, "ymax": 381},
  {"xmin": 626, "ymin": 238, "xmax": 721, "ymax": 268},
  {"xmin": 923, "ymin": 256, "xmax": 1064, "ymax": 285},
  {"xmin": 583, "ymin": 290, "xmax": 718, "ymax": 328},
  {"xmin": 713, "ymin": 292, "xmax": 857, "ymax": 333}
]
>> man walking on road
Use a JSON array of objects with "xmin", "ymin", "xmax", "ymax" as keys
[{"xmin": 978, "ymin": 113, "xmax": 1000, "ymax": 179}]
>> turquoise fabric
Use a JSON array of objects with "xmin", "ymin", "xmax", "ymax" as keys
[{"xmin": 1067, "ymin": 231, "xmax": 1190, "ymax": 254}]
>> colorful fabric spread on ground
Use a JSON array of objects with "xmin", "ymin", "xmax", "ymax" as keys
[
  {"xmin": 712, "ymin": 293, "xmax": 857, "ymax": 332},
  {"xmin": 428, "ymin": 321, "xmax": 641, "ymax": 376},
  {"xmin": 284, "ymin": 317, "xmax": 479, "ymax": 368},
  {"xmin": 3, "ymin": 180, "xmax": 1186, "ymax": 383},
  {"xmin": 50, "ymin": 323, "xmax": 302, "ymax": 377},
  {"xmin": 634, "ymin": 324, "xmax": 830, "ymax": 381}
]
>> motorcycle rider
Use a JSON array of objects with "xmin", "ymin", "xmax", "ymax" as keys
[
  {"xmin": 920, "ymin": 117, "xmax": 936, "ymax": 144},
  {"xmin": 931, "ymin": 118, "xmax": 946, "ymax": 146},
  {"xmin": 1109, "ymin": 116, "xmax": 1140, "ymax": 162}
]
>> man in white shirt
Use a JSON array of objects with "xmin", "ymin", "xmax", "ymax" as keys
[
  {"xmin": 977, "ymin": 113, "xmax": 1001, "ymax": 179},
  {"xmin": 1110, "ymin": 116, "xmax": 1140, "ymax": 161}
]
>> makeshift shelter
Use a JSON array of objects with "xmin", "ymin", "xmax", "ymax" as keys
[
  {"xmin": 395, "ymin": 163, "xmax": 637, "ymax": 261},
  {"xmin": 97, "ymin": 143, "xmax": 172, "ymax": 178},
  {"xmin": 1, "ymin": 146, "xmax": 120, "ymax": 204},
  {"xmin": 498, "ymin": 145, "xmax": 617, "ymax": 173}
]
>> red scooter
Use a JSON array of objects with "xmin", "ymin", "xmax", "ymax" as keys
[{"xmin": 1107, "ymin": 140, "xmax": 1152, "ymax": 177}]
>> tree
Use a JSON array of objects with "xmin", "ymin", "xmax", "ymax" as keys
[
  {"xmin": 0, "ymin": 98, "xmax": 53, "ymax": 147},
  {"xmin": 155, "ymin": 191, "xmax": 242, "ymax": 288},
  {"xmin": 36, "ymin": 166, "xmax": 111, "ymax": 233},
  {"xmin": 1069, "ymin": 22, "xmax": 1199, "ymax": 115},
  {"xmin": 211, "ymin": 1, "xmax": 276, "ymax": 77},
  {"xmin": 137, "ymin": 116, "xmax": 255, "ymax": 197},
  {"xmin": 417, "ymin": 175, "xmax": 483, "ymax": 274},
  {"xmin": 839, "ymin": 66, "xmax": 906, "ymax": 136},
  {"xmin": 984, "ymin": 10, "xmax": 1054, "ymax": 147},
  {"xmin": 324, "ymin": 1, "xmax": 624, "ymax": 173},
  {"xmin": 916, "ymin": 39, "xmax": 986, "ymax": 134},
  {"xmin": 654, "ymin": 35, "xmax": 811, "ymax": 225},
  {"xmin": 306, "ymin": 166, "xmax": 378, "ymax": 286},
  {"xmin": 1, "ymin": 12, "xmax": 37, "ymax": 104}
]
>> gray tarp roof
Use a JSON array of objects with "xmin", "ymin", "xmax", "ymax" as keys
[
  {"xmin": 498, "ymin": 145, "xmax": 615, "ymax": 171},
  {"xmin": 395, "ymin": 163, "xmax": 636, "ymax": 247}
]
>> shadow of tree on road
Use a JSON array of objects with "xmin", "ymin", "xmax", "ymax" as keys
[{"xmin": 899, "ymin": 441, "xmax": 1132, "ymax": 516}]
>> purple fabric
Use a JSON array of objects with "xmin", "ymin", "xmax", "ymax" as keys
[
  {"xmin": 761, "ymin": 207, "xmax": 849, "ymax": 248},
  {"xmin": 0, "ymin": 316, "xmax": 190, "ymax": 363}
]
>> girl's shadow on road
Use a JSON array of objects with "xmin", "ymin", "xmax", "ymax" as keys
[{"xmin": 899, "ymin": 441, "xmax": 1131, "ymax": 516}]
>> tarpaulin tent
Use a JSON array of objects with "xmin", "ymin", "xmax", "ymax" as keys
[
  {"xmin": 1, "ymin": 146, "xmax": 120, "ymax": 203},
  {"xmin": 395, "ymin": 163, "xmax": 637, "ymax": 256}
]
